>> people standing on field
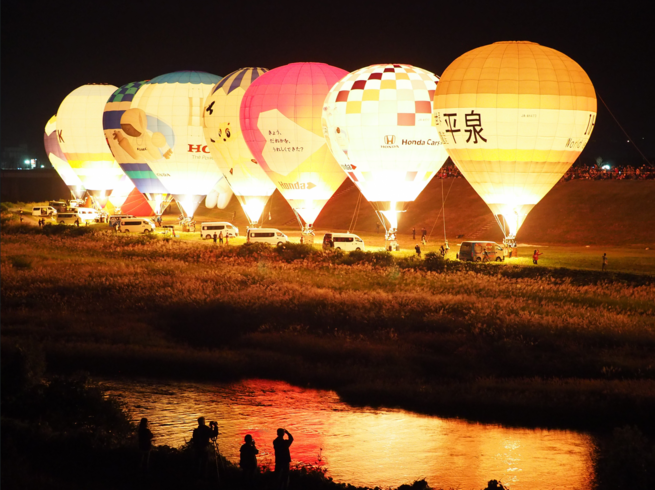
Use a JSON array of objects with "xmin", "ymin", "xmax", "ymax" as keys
[
  {"xmin": 192, "ymin": 417, "xmax": 219, "ymax": 479},
  {"xmin": 218, "ymin": 231, "xmax": 223, "ymax": 245},
  {"xmin": 225, "ymin": 233, "xmax": 229, "ymax": 246},
  {"xmin": 602, "ymin": 253, "xmax": 608, "ymax": 271},
  {"xmin": 213, "ymin": 232, "xmax": 217, "ymax": 244},
  {"xmin": 415, "ymin": 244, "xmax": 421, "ymax": 257},
  {"xmin": 412, "ymin": 227, "xmax": 416, "ymax": 240},
  {"xmin": 273, "ymin": 428, "xmax": 293, "ymax": 490},
  {"xmin": 533, "ymin": 249, "xmax": 543, "ymax": 265}
]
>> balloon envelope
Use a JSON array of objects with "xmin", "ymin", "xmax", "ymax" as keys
[
  {"xmin": 130, "ymin": 71, "xmax": 223, "ymax": 217},
  {"xmin": 56, "ymin": 84, "xmax": 123, "ymax": 206},
  {"xmin": 433, "ymin": 41, "xmax": 597, "ymax": 237},
  {"xmin": 103, "ymin": 81, "xmax": 172, "ymax": 214},
  {"xmin": 323, "ymin": 64, "xmax": 449, "ymax": 230},
  {"xmin": 240, "ymin": 62, "xmax": 349, "ymax": 228},
  {"xmin": 203, "ymin": 67, "xmax": 276, "ymax": 225},
  {"xmin": 44, "ymin": 115, "xmax": 86, "ymax": 200}
]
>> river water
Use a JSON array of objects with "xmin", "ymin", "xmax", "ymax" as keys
[{"xmin": 100, "ymin": 378, "xmax": 595, "ymax": 489}]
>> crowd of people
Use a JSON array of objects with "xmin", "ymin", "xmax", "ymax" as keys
[
  {"xmin": 431, "ymin": 162, "xmax": 655, "ymax": 181},
  {"xmin": 138, "ymin": 416, "xmax": 294, "ymax": 489},
  {"xmin": 560, "ymin": 162, "xmax": 655, "ymax": 181}
]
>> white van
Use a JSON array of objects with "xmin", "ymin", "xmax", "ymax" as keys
[
  {"xmin": 322, "ymin": 232, "xmax": 365, "ymax": 251},
  {"xmin": 75, "ymin": 207, "xmax": 99, "ymax": 223},
  {"xmin": 57, "ymin": 212, "xmax": 82, "ymax": 225},
  {"xmin": 120, "ymin": 218, "xmax": 156, "ymax": 233},
  {"xmin": 32, "ymin": 206, "xmax": 57, "ymax": 217},
  {"xmin": 200, "ymin": 222, "xmax": 239, "ymax": 240},
  {"xmin": 109, "ymin": 214, "xmax": 135, "ymax": 226},
  {"xmin": 247, "ymin": 228, "xmax": 289, "ymax": 246}
]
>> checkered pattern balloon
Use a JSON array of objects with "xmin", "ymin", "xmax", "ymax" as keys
[{"xmin": 322, "ymin": 64, "xmax": 449, "ymax": 228}]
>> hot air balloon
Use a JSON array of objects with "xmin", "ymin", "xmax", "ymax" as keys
[
  {"xmin": 103, "ymin": 81, "xmax": 172, "ymax": 215},
  {"xmin": 56, "ymin": 84, "xmax": 123, "ymax": 208},
  {"xmin": 323, "ymin": 64, "xmax": 449, "ymax": 239},
  {"xmin": 240, "ymin": 62, "xmax": 349, "ymax": 234},
  {"xmin": 203, "ymin": 67, "xmax": 274, "ymax": 226},
  {"xmin": 44, "ymin": 115, "xmax": 86, "ymax": 200},
  {"xmin": 128, "ymin": 71, "xmax": 226, "ymax": 218},
  {"xmin": 433, "ymin": 41, "xmax": 596, "ymax": 240}
]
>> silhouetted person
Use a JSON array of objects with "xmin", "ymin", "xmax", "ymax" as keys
[
  {"xmin": 273, "ymin": 428, "xmax": 293, "ymax": 490},
  {"xmin": 440, "ymin": 245, "xmax": 446, "ymax": 257},
  {"xmin": 225, "ymin": 233, "xmax": 229, "ymax": 245},
  {"xmin": 75, "ymin": 218, "xmax": 80, "ymax": 227},
  {"xmin": 532, "ymin": 249, "xmax": 543, "ymax": 265},
  {"xmin": 412, "ymin": 227, "xmax": 416, "ymax": 240},
  {"xmin": 421, "ymin": 227, "xmax": 427, "ymax": 239},
  {"xmin": 415, "ymin": 244, "xmax": 421, "ymax": 257},
  {"xmin": 219, "ymin": 231, "xmax": 224, "ymax": 245},
  {"xmin": 213, "ymin": 232, "xmax": 217, "ymax": 244},
  {"xmin": 602, "ymin": 253, "xmax": 608, "ymax": 271},
  {"xmin": 192, "ymin": 417, "xmax": 218, "ymax": 479},
  {"xmin": 138, "ymin": 418, "xmax": 154, "ymax": 471},
  {"xmin": 240, "ymin": 434, "xmax": 259, "ymax": 489}
]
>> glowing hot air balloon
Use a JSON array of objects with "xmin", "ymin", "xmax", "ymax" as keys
[
  {"xmin": 240, "ymin": 62, "xmax": 349, "ymax": 233},
  {"xmin": 44, "ymin": 115, "xmax": 86, "ymax": 200},
  {"xmin": 323, "ymin": 64, "xmax": 449, "ymax": 237},
  {"xmin": 103, "ymin": 81, "xmax": 172, "ymax": 215},
  {"xmin": 128, "ymin": 71, "xmax": 226, "ymax": 217},
  {"xmin": 433, "ymin": 41, "xmax": 597, "ymax": 239},
  {"xmin": 203, "ymin": 67, "xmax": 274, "ymax": 226},
  {"xmin": 57, "ymin": 84, "xmax": 125, "ymax": 208}
]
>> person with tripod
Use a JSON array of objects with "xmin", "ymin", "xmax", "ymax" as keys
[
  {"xmin": 273, "ymin": 428, "xmax": 294, "ymax": 490},
  {"xmin": 192, "ymin": 417, "xmax": 218, "ymax": 479}
]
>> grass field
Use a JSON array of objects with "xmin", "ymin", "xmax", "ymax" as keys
[{"xmin": 2, "ymin": 213, "xmax": 654, "ymax": 436}]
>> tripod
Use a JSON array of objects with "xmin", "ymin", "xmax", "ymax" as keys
[{"xmin": 211, "ymin": 435, "xmax": 224, "ymax": 487}]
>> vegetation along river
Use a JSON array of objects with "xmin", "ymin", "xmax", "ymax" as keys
[{"xmin": 100, "ymin": 378, "xmax": 595, "ymax": 489}]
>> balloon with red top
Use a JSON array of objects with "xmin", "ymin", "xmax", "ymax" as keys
[{"xmin": 240, "ymin": 62, "xmax": 349, "ymax": 234}]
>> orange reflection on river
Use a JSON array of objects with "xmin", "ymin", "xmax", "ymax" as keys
[{"xmin": 101, "ymin": 378, "xmax": 595, "ymax": 489}]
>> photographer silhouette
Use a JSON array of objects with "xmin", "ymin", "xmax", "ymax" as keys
[{"xmin": 192, "ymin": 417, "xmax": 218, "ymax": 479}]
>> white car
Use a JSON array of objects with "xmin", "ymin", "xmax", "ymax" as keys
[
  {"xmin": 322, "ymin": 232, "xmax": 365, "ymax": 251},
  {"xmin": 120, "ymin": 218, "xmax": 156, "ymax": 234},
  {"xmin": 200, "ymin": 222, "xmax": 239, "ymax": 240},
  {"xmin": 247, "ymin": 228, "xmax": 289, "ymax": 247}
]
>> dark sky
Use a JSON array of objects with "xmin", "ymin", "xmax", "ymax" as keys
[{"xmin": 2, "ymin": 0, "xmax": 653, "ymax": 166}]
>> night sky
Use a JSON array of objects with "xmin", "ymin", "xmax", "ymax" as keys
[{"xmin": 2, "ymin": 0, "xmax": 653, "ymax": 166}]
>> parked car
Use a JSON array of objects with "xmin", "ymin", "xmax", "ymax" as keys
[
  {"xmin": 458, "ymin": 241, "xmax": 504, "ymax": 262},
  {"xmin": 246, "ymin": 228, "xmax": 289, "ymax": 246},
  {"xmin": 322, "ymin": 232, "xmax": 365, "ymax": 251},
  {"xmin": 120, "ymin": 218, "xmax": 156, "ymax": 233},
  {"xmin": 31, "ymin": 206, "xmax": 57, "ymax": 217},
  {"xmin": 200, "ymin": 222, "xmax": 239, "ymax": 239}
]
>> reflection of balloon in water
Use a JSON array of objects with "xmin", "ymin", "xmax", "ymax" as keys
[
  {"xmin": 44, "ymin": 115, "xmax": 86, "ymax": 200},
  {"xmin": 240, "ymin": 62, "xmax": 349, "ymax": 231},
  {"xmin": 129, "ymin": 71, "xmax": 224, "ymax": 217},
  {"xmin": 103, "ymin": 81, "xmax": 173, "ymax": 215},
  {"xmin": 203, "ymin": 67, "xmax": 275, "ymax": 226},
  {"xmin": 433, "ymin": 41, "xmax": 597, "ymax": 239},
  {"xmin": 56, "ymin": 84, "xmax": 123, "ymax": 207},
  {"xmin": 323, "ymin": 64, "xmax": 449, "ymax": 234}
]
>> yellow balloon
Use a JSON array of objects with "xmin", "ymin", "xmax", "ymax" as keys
[{"xmin": 433, "ymin": 41, "xmax": 597, "ymax": 238}]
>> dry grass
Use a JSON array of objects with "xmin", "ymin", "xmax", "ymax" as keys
[{"xmin": 2, "ymin": 227, "xmax": 655, "ymax": 432}]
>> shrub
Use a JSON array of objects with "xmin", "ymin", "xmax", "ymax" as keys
[
  {"xmin": 274, "ymin": 242, "xmax": 317, "ymax": 262},
  {"xmin": 339, "ymin": 250, "xmax": 394, "ymax": 267},
  {"xmin": 423, "ymin": 252, "xmax": 446, "ymax": 272}
]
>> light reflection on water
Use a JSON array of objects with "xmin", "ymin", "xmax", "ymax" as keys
[{"xmin": 100, "ymin": 378, "xmax": 595, "ymax": 489}]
